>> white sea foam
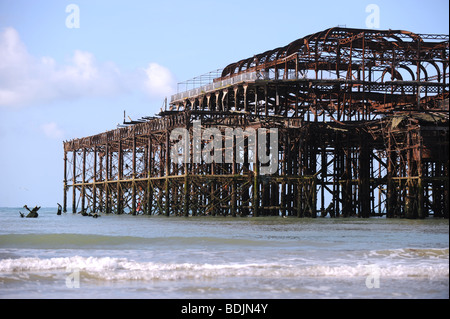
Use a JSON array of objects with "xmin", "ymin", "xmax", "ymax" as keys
[{"xmin": 0, "ymin": 254, "xmax": 448, "ymax": 282}]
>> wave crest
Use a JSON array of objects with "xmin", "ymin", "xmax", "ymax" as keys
[{"xmin": 0, "ymin": 255, "xmax": 448, "ymax": 282}]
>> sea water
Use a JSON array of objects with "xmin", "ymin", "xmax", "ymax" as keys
[{"xmin": 0, "ymin": 207, "xmax": 448, "ymax": 299}]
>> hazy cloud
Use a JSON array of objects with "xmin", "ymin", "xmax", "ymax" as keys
[
  {"xmin": 40, "ymin": 122, "xmax": 65, "ymax": 140},
  {"xmin": 0, "ymin": 27, "xmax": 176, "ymax": 108}
]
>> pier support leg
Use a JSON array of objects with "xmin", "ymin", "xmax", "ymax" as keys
[
  {"xmin": 72, "ymin": 150, "xmax": 76, "ymax": 213},
  {"xmin": 63, "ymin": 150, "xmax": 67, "ymax": 212}
]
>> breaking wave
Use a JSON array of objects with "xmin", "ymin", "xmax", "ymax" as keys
[{"xmin": 0, "ymin": 250, "xmax": 448, "ymax": 282}]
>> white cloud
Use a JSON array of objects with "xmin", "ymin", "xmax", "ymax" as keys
[
  {"xmin": 0, "ymin": 27, "xmax": 175, "ymax": 108},
  {"xmin": 40, "ymin": 122, "xmax": 65, "ymax": 140},
  {"xmin": 0, "ymin": 27, "xmax": 123, "ymax": 107},
  {"xmin": 142, "ymin": 62, "xmax": 176, "ymax": 98}
]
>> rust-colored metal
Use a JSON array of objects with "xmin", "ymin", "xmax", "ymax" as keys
[{"xmin": 63, "ymin": 27, "xmax": 449, "ymax": 218}]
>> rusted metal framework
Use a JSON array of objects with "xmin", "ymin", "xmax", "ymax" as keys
[{"xmin": 63, "ymin": 27, "xmax": 449, "ymax": 218}]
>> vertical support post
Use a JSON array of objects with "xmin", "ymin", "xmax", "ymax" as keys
[
  {"xmin": 132, "ymin": 136, "xmax": 137, "ymax": 215},
  {"xmin": 99, "ymin": 146, "xmax": 104, "ymax": 213},
  {"xmin": 359, "ymin": 136, "xmax": 370, "ymax": 217},
  {"xmin": 406, "ymin": 128, "xmax": 416, "ymax": 219},
  {"xmin": 117, "ymin": 140, "xmax": 123, "ymax": 214},
  {"xmin": 234, "ymin": 86, "xmax": 239, "ymax": 111},
  {"xmin": 312, "ymin": 177, "xmax": 317, "ymax": 218},
  {"xmin": 280, "ymin": 182, "xmax": 286, "ymax": 217},
  {"xmin": 183, "ymin": 120, "xmax": 191, "ymax": 217},
  {"xmin": 165, "ymin": 130, "xmax": 170, "ymax": 216},
  {"xmin": 264, "ymin": 85, "xmax": 269, "ymax": 117},
  {"xmin": 183, "ymin": 174, "xmax": 190, "ymax": 217},
  {"xmin": 331, "ymin": 143, "xmax": 339, "ymax": 218},
  {"xmin": 93, "ymin": 146, "xmax": 97, "ymax": 213},
  {"xmin": 297, "ymin": 138, "xmax": 304, "ymax": 217},
  {"xmin": 417, "ymin": 130, "xmax": 425, "ymax": 219},
  {"xmin": 147, "ymin": 135, "xmax": 153, "ymax": 215},
  {"xmin": 254, "ymin": 86, "xmax": 258, "ymax": 116},
  {"xmin": 231, "ymin": 133, "xmax": 237, "ymax": 217},
  {"xmin": 386, "ymin": 131, "xmax": 396, "ymax": 218},
  {"xmin": 281, "ymin": 132, "xmax": 287, "ymax": 217},
  {"xmin": 444, "ymin": 159, "xmax": 449, "ymax": 219},
  {"xmin": 253, "ymin": 130, "xmax": 259, "ymax": 217},
  {"xmin": 81, "ymin": 148, "xmax": 86, "ymax": 213},
  {"xmin": 243, "ymin": 84, "xmax": 248, "ymax": 112},
  {"xmin": 320, "ymin": 148, "xmax": 326, "ymax": 217},
  {"xmin": 296, "ymin": 180, "xmax": 302, "ymax": 217},
  {"xmin": 105, "ymin": 143, "xmax": 110, "ymax": 214},
  {"xmin": 310, "ymin": 146, "xmax": 317, "ymax": 218},
  {"xmin": 295, "ymin": 84, "xmax": 299, "ymax": 118},
  {"xmin": 63, "ymin": 150, "xmax": 68, "ymax": 212},
  {"xmin": 242, "ymin": 131, "xmax": 250, "ymax": 217},
  {"xmin": 72, "ymin": 150, "xmax": 76, "ymax": 213},
  {"xmin": 215, "ymin": 91, "xmax": 221, "ymax": 112}
]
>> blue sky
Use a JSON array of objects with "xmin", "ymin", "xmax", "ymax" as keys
[{"xmin": 0, "ymin": 0, "xmax": 448, "ymax": 207}]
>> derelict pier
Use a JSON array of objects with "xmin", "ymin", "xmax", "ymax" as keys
[{"xmin": 63, "ymin": 27, "xmax": 449, "ymax": 218}]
